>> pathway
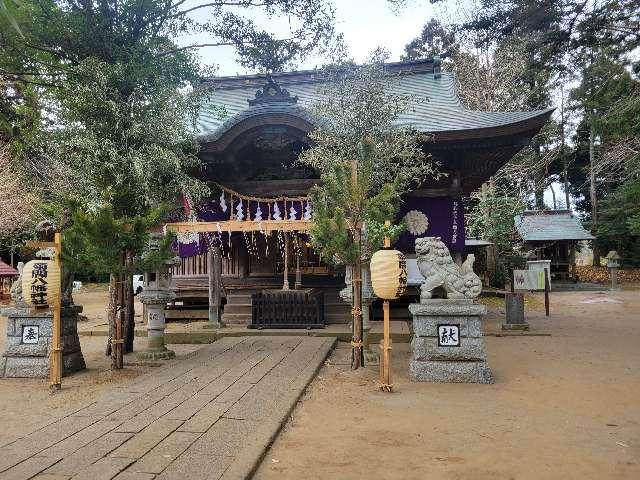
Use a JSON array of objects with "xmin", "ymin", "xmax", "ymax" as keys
[{"xmin": 0, "ymin": 336, "xmax": 335, "ymax": 480}]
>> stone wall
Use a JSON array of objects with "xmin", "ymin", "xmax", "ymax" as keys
[
  {"xmin": 1, "ymin": 305, "xmax": 86, "ymax": 378},
  {"xmin": 575, "ymin": 266, "xmax": 640, "ymax": 284}
]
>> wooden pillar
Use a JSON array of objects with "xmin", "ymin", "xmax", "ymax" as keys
[
  {"xmin": 283, "ymin": 233, "xmax": 290, "ymax": 290},
  {"xmin": 207, "ymin": 245, "xmax": 223, "ymax": 327},
  {"xmin": 569, "ymin": 242, "xmax": 576, "ymax": 282},
  {"xmin": 238, "ymin": 240, "xmax": 250, "ymax": 278},
  {"xmin": 295, "ymin": 248, "xmax": 302, "ymax": 290}
]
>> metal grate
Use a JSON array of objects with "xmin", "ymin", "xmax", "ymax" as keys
[{"xmin": 249, "ymin": 289, "xmax": 324, "ymax": 329}]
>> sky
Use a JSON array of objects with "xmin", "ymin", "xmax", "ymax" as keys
[{"xmin": 180, "ymin": 0, "xmax": 447, "ymax": 77}]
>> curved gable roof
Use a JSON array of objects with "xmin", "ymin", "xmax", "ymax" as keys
[
  {"xmin": 515, "ymin": 210, "xmax": 595, "ymax": 241},
  {"xmin": 196, "ymin": 59, "xmax": 553, "ymax": 145}
]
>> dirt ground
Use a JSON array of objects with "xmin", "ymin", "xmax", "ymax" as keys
[
  {"xmin": 254, "ymin": 288, "xmax": 640, "ymax": 480},
  {"xmin": 1, "ymin": 287, "xmax": 639, "ymax": 479}
]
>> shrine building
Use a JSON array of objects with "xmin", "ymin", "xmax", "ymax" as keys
[{"xmin": 169, "ymin": 58, "xmax": 552, "ymax": 325}]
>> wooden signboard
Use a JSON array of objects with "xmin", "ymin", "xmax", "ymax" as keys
[
  {"xmin": 512, "ymin": 268, "xmax": 550, "ymax": 317},
  {"xmin": 25, "ymin": 234, "xmax": 63, "ymax": 390},
  {"xmin": 513, "ymin": 270, "xmax": 545, "ymax": 291}
]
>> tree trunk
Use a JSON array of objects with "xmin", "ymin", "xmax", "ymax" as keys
[
  {"xmin": 106, "ymin": 273, "xmax": 117, "ymax": 357},
  {"xmin": 123, "ymin": 253, "xmax": 135, "ymax": 353},
  {"xmin": 560, "ymin": 86, "xmax": 571, "ymax": 210},
  {"xmin": 112, "ymin": 270, "xmax": 124, "ymax": 369},
  {"xmin": 589, "ymin": 123, "xmax": 600, "ymax": 266},
  {"xmin": 107, "ymin": 252, "xmax": 126, "ymax": 369},
  {"xmin": 534, "ymin": 143, "xmax": 545, "ymax": 209}
]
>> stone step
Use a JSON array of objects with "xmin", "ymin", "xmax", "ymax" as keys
[
  {"xmin": 221, "ymin": 312, "xmax": 252, "ymax": 324},
  {"xmin": 325, "ymin": 313, "xmax": 349, "ymax": 324},
  {"xmin": 226, "ymin": 294, "xmax": 253, "ymax": 303},
  {"xmin": 223, "ymin": 304, "xmax": 253, "ymax": 315}
]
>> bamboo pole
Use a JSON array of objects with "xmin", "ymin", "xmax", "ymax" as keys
[
  {"xmin": 350, "ymin": 157, "xmax": 363, "ymax": 370},
  {"xmin": 50, "ymin": 233, "xmax": 62, "ymax": 391},
  {"xmin": 379, "ymin": 221, "xmax": 393, "ymax": 391}
]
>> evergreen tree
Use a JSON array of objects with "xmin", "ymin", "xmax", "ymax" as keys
[
  {"xmin": 1, "ymin": 0, "xmax": 338, "ymax": 366},
  {"xmin": 299, "ymin": 52, "xmax": 440, "ymax": 369}
]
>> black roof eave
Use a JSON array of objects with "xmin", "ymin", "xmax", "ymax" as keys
[{"xmin": 429, "ymin": 108, "xmax": 554, "ymax": 142}]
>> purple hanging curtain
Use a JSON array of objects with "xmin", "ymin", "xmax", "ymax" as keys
[{"xmin": 394, "ymin": 196, "xmax": 465, "ymax": 253}]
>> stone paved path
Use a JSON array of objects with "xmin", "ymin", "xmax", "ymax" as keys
[{"xmin": 0, "ymin": 337, "xmax": 335, "ymax": 480}]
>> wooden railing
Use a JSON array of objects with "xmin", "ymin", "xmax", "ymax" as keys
[{"xmin": 172, "ymin": 252, "xmax": 239, "ymax": 277}]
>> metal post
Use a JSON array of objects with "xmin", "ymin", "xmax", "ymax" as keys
[{"xmin": 50, "ymin": 233, "xmax": 62, "ymax": 391}]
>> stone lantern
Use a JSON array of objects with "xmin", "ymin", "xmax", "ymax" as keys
[
  {"xmin": 606, "ymin": 250, "xmax": 621, "ymax": 291},
  {"xmin": 137, "ymin": 235, "xmax": 180, "ymax": 360}
]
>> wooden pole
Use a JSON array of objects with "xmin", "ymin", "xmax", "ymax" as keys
[
  {"xmin": 208, "ymin": 245, "xmax": 223, "ymax": 327},
  {"xmin": 379, "ymin": 221, "xmax": 393, "ymax": 391},
  {"xmin": 295, "ymin": 239, "xmax": 302, "ymax": 290},
  {"xmin": 50, "ymin": 232, "xmax": 62, "ymax": 391},
  {"xmin": 283, "ymin": 233, "xmax": 290, "ymax": 290},
  {"xmin": 111, "ymin": 252, "xmax": 125, "ymax": 370},
  {"xmin": 510, "ymin": 269, "xmax": 515, "ymax": 293},
  {"xmin": 350, "ymin": 157, "xmax": 363, "ymax": 370},
  {"xmin": 544, "ymin": 268, "xmax": 550, "ymax": 317}
]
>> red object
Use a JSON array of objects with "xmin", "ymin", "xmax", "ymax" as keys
[{"xmin": 0, "ymin": 259, "xmax": 19, "ymax": 278}]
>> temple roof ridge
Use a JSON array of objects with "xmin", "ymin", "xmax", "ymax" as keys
[{"xmin": 196, "ymin": 59, "xmax": 553, "ymax": 143}]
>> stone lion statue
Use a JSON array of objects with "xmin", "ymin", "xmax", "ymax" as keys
[{"xmin": 415, "ymin": 237, "xmax": 482, "ymax": 300}]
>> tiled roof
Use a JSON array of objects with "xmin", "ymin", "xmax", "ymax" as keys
[
  {"xmin": 197, "ymin": 59, "xmax": 553, "ymax": 142},
  {"xmin": 0, "ymin": 259, "xmax": 18, "ymax": 277},
  {"xmin": 515, "ymin": 210, "xmax": 595, "ymax": 241}
]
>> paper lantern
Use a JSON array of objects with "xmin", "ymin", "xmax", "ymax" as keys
[
  {"xmin": 370, "ymin": 249, "xmax": 407, "ymax": 300},
  {"xmin": 22, "ymin": 260, "xmax": 61, "ymax": 308}
]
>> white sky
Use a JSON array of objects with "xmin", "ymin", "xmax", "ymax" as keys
[{"xmin": 181, "ymin": 0, "xmax": 447, "ymax": 76}]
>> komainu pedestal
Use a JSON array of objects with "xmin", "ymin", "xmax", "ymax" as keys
[
  {"xmin": 410, "ymin": 236, "xmax": 493, "ymax": 384},
  {"xmin": 1, "ymin": 305, "xmax": 86, "ymax": 378},
  {"xmin": 409, "ymin": 300, "xmax": 493, "ymax": 383}
]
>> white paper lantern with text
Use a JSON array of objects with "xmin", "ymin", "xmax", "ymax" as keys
[
  {"xmin": 21, "ymin": 260, "xmax": 61, "ymax": 308},
  {"xmin": 370, "ymin": 249, "xmax": 408, "ymax": 300}
]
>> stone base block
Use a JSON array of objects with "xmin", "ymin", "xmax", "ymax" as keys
[
  {"xmin": 411, "ymin": 336, "xmax": 487, "ymax": 362},
  {"xmin": 409, "ymin": 299, "xmax": 493, "ymax": 384},
  {"xmin": 2, "ymin": 356, "xmax": 49, "ymax": 378},
  {"xmin": 64, "ymin": 351, "xmax": 87, "ymax": 373},
  {"xmin": 202, "ymin": 322, "xmax": 224, "ymax": 330},
  {"xmin": 501, "ymin": 323, "xmax": 530, "ymax": 331},
  {"xmin": 137, "ymin": 348, "xmax": 176, "ymax": 361},
  {"xmin": 1, "ymin": 305, "xmax": 86, "ymax": 378},
  {"xmin": 410, "ymin": 360, "xmax": 494, "ymax": 384}
]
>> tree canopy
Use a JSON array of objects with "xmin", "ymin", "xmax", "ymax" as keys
[{"xmin": 405, "ymin": 0, "xmax": 640, "ymax": 266}]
